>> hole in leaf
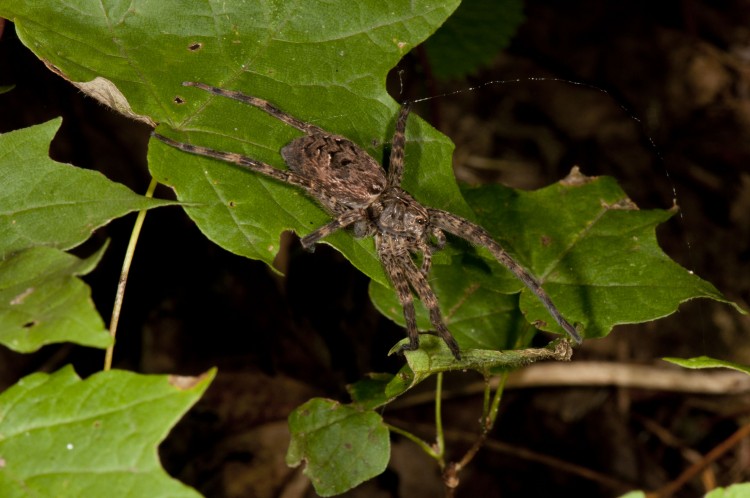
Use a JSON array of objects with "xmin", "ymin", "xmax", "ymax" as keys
[
  {"xmin": 174, "ymin": 96, "xmax": 185, "ymax": 104},
  {"xmin": 188, "ymin": 42, "xmax": 203, "ymax": 51},
  {"xmin": 22, "ymin": 320, "xmax": 37, "ymax": 329}
]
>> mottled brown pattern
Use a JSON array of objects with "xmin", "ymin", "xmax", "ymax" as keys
[{"xmin": 153, "ymin": 83, "xmax": 582, "ymax": 359}]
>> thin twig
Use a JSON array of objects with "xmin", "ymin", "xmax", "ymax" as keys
[
  {"xmin": 504, "ymin": 362, "xmax": 750, "ymax": 393},
  {"xmin": 393, "ymin": 419, "xmax": 635, "ymax": 492},
  {"xmin": 104, "ymin": 177, "xmax": 158, "ymax": 371},
  {"xmin": 390, "ymin": 362, "xmax": 750, "ymax": 410},
  {"xmin": 649, "ymin": 422, "xmax": 750, "ymax": 497},
  {"xmin": 442, "ymin": 373, "xmax": 510, "ymax": 495}
]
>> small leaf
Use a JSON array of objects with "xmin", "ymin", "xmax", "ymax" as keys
[
  {"xmin": 0, "ymin": 366, "xmax": 215, "ymax": 497},
  {"xmin": 705, "ymin": 483, "xmax": 750, "ymax": 498},
  {"xmin": 347, "ymin": 371, "xmax": 413, "ymax": 411},
  {"xmin": 0, "ymin": 119, "xmax": 172, "ymax": 258},
  {"xmin": 286, "ymin": 398, "xmax": 390, "ymax": 496},
  {"xmin": 664, "ymin": 356, "xmax": 750, "ymax": 376},
  {"xmin": 423, "ymin": 0, "xmax": 525, "ymax": 79},
  {"xmin": 0, "ymin": 245, "xmax": 111, "ymax": 352},
  {"xmin": 0, "ymin": 84, "xmax": 14, "ymax": 95}
]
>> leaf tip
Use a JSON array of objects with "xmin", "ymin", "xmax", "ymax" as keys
[{"xmin": 168, "ymin": 368, "xmax": 216, "ymax": 391}]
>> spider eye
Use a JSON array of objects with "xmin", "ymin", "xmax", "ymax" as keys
[{"xmin": 416, "ymin": 217, "xmax": 426, "ymax": 225}]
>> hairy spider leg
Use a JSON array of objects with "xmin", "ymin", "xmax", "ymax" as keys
[
  {"xmin": 376, "ymin": 235, "xmax": 422, "ymax": 355},
  {"xmin": 427, "ymin": 209, "xmax": 583, "ymax": 344},
  {"xmin": 396, "ymin": 245, "xmax": 461, "ymax": 359},
  {"xmin": 418, "ymin": 244, "xmax": 434, "ymax": 277},
  {"xmin": 182, "ymin": 82, "xmax": 326, "ymax": 136},
  {"xmin": 387, "ymin": 103, "xmax": 411, "ymax": 187},
  {"xmin": 154, "ymin": 133, "xmax": 380, "ymax": 249},
  {"xmin": 175, "ymin": 82, "xmax": 384, "ymax": 246},
  {"xmin": 299, "ymin": 208, "xmax": 367, "ymax": 251},
  {"xmin": 415, "ymin": 228, "xmax": 447, "ymax": 276}
]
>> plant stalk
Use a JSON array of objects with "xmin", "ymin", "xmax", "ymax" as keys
[{"xmin": 104, "ymin": 177, "xmax": 158, "ymax": 371}]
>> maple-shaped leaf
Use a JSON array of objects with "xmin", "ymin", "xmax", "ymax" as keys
[{"xmin": 0, "ymin": 366, "xmax": 214, "ymax": 497}]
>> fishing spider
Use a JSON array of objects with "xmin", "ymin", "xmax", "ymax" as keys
[{"xmin": 153, "ymin": 82, "xmax": 582, "ymax": 359}]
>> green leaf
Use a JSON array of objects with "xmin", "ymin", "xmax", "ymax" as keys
[
  {"xmin": 481, "ymin": 175, "xmax": 743, "ymax": 339},
  {"xmin": 0, "ymin": 245, "xmax": 111, "ymax": 353},
  {"xmin": 0, "ymin": 84, "xmax": 14, "ymax": 95},
  {"xmin": 286, "ymin": 398, "xmax": 390, "ymax": 497},
  {"xmin": 423, "ymin": 0, "xmax": 525, "ymax": 79},
  {"xmin": 705, "ymin": 483, "xmax": 750, "ymax": 498},
  {"xmin": 347, "ymin": 371, "xmax": 413, "ymax": 411},
  {"xmin": 0, "ymin": 119, "xmax": 171, "ymax": 258},
  {"xmin": 664, "ymin": 356, "xmax": 750, "ymax": 376},
  {"xmin": 0, "ymin": 366, "xmax": 215, "ymax": 497},
  {"xmin": 620, "ymin": 484, "xmax": 750, "ymax": 498},
  {"xmin": 0, "ymin": 0, "xmax": 464, "ymax": 286},
  {"xmin": 371, "ymin": 171, "xmax": 743, "ymax": 349}
]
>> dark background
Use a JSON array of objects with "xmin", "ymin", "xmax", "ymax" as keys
[{"xmin": 1, "ymin": 1, "xmax": 749, "ymax": 496}]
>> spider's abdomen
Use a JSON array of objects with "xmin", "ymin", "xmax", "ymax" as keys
[
  {"xmin": 281, "ymin": 134, "xmax": 386, "ymax": 209},
  {"xmin": 373, "ymin": 188, "xmax": 429, "ymax": 241}
]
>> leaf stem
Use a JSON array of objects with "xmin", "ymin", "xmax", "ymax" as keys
[
  {"xmin": 386, "ymin": 423, "xmax": 439, "ymax": 459},
  {"xmin": 104, "ymin": 177, "xmax": 158, "ymax": 371},
  {"xmin": 435, "ymin": 372, "xmax": 445, "ymax": 467},
  {"xmin": 487, "ymin": 372, "xmax": 508, "ymax": 428}
]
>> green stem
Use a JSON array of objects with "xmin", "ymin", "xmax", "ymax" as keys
[
  {"xmin": 454, "ymin": 372, "xmax": 509, "ymax": 472},
  {"xmin": 481, "ymin": 375, "xmax": 491, "ymax": 421},
  {"xmin": 386, "ymin": 423, "xmax": 439, "ymax": 460},
  {"xmin": 104, "ymin": 177, "xmax": 158, "ymax": 371},
  {"xmin": 487, "ymin": 372, "xmax": 508, "ymax": 428},
  {"xmin": 435, "ymin": 372, "xmax": 445, "ymax": 467}
]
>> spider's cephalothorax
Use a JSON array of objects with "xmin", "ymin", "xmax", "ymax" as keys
[{"xmin": 154, "ymin": 82, "xmax": 583, "ymax": 359}]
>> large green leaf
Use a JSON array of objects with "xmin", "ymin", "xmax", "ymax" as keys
[
  {"xmin": 0, "ymin": 0, "xmax": 464, "ymax": 286},
  {"xmin": 371, "ymin": 171, "xmax": 742, "ymax": 349},
  {"xmin": 0, "ymin": 245, "xmax": 111, "ymax": 353},
  {"xmin": 0, "ymin": 366, "xmax": 214, "ymax": 497},
  {"xmin": 286, "ymin": 398, "xmax": 390, "ymax": 497},
  {"xmin": 0, "ymin": 119, "xmax": 170, "ymax": 259}
]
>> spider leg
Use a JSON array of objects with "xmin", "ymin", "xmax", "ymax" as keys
[
  {"xmin": 386, "ymin": 104, "xmax": 412, "ymax": 187},
  {"xmin": 153, "ymin": 133, "xmax": 350, "ymax": 215},
  {"xmin": 418, "ymin": 228, "xmax": 447, "ymax": 276},
  {"xmin": 182, "ymin": 82, "xmax": 326, "ymax": 136},
  {"xmin": 376, "ymin": 236, "xmax": 421, "ymax": 354},
  {"xmin": 397, "ymin": 250, "xmax": 461, "ymax": 360},
  {"xmin": 427, "ymin": 208, "xmax": 583, "ymax": 344},
  {"xmin": 419, "ymin": 246, "xmax": 433, "ymax": 276},
  {"xmin": 299, "ymin": 209, "xmax": 366, "ymax": 251}
]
